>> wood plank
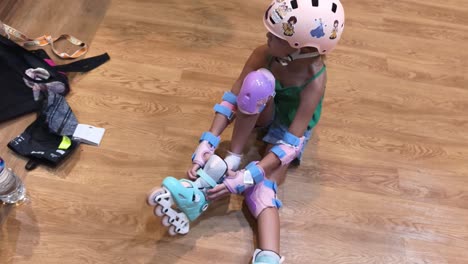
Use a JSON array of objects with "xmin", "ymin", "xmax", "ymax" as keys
[{"xmin": 1, "ymin": 0, "xmax": 468, "ymax": 263}]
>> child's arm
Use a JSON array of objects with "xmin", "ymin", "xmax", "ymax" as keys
[
  {"xmin": 188, "ymin": 45, "xmax": 270, "ymax": 179},
  {"xmin": 208, "ymin": 71, "xmax": 326, "ymax": 200},
  {"xmin": 258, "ymin": 71, "xmax": 326, "ymax": 176},
  {"xmin": 208, "ymin": 44, "xmax": 270, "ymax": 135}
]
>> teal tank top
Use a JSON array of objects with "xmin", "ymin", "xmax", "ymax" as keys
[{"xmin": 267, "ymin": 58, "xmax": 326, "ymax": 130}]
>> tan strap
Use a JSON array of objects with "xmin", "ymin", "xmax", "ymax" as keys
[{"xmin": 1, "ymin": 21, "xmax": 88, "ymax": 59}]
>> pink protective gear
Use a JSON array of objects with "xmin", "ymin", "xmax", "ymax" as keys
[
  {"xmin": 220, "ymin": 101, "xmax": 237, "ymax": 112},
  {"xmin": 270, "ymin": 132, "xmax": 305, "ymax": 166},
  {"xmin": 244, "ymin": 179, "xmax": 282, "ymax": 219},
  {"xmin": 264, "ymin": 0, "xmax": 345, "ymax": 54},
  {"xmin": 213, "ymin": 91, "xmax": 238, "ymax": 121},
  {"xmin": 237, "ymin": 69, "xmax": 275, "ymax": 115},
  {"xmin": 192, "ymin": 132, "xmax": 220, "ymax": 167},
  {"xmin": 223, "ymin": 162, "xmax": 265, "ymax": 194}
]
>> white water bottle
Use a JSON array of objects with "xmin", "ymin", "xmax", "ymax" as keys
[{"xmin": 0, "ymin": 157, "xmax": 26, "ymax": 204}]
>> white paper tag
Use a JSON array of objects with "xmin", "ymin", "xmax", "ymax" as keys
[
  {"xmin": 72, "ymin": 124, "xmax": 105, "ymax": 146},
  {"xmin": 243, "ymin": 171, "xmax": 254, "ymax": 185}
]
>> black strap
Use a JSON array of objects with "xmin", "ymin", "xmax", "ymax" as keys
[{"xmin": 54, "ymin": 53, "xmax": 110, "ymax": 73}]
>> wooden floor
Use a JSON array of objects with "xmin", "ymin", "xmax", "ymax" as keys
[{"xmin": 1, "ymin": 0, "xmax": 468, "ymax": 263}]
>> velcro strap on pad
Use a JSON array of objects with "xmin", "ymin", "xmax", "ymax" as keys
[
  {"xmin": 246, "ymin": 162, "xmax": 265, "ymax": 183},
  {"xmin": 283, "ymin": 131, "xmax": 301, "ymax": 147},
  {"xmin": 213, "ymin": 104, "xmax": 234, "ymax": 120},
  {"xmin": 263, "ymin": 179, "xmax": 277, "ymax": 192},
  {"xmin": 200, "ymin": 131, "xmax": 220, "ymax": 148},
  {"xmin": 270, "ymin": 145, "xmax": 286, "ymax": 159},
  {"xmin": 222, "ymin": 91, "xmax": 237, "ymax": 105},
  {"xmin": 263, "ymin": 179, "xmax": 282, "ymax": 209}
]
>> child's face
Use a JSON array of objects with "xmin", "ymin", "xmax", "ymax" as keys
[{"xmin": 267, "ymin": 32, "xmax": 297, "ymax": 57}]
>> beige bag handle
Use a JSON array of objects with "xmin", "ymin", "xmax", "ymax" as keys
[{"xmin": 0, "ymin": 21, "xmax": 88, "ymax": 59}]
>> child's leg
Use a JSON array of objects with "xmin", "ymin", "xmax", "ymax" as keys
[
  {"xmin": 246, "ymin": 157, "xmax": 287, "ymax": 263},
  {"xmin": 229, "ymin": 98, "xmax": 274, "ymax": 154},
  {"xmin": 257, "ymin": 144, "xmax": 288, "ymax": 253},
  {"xmin": 258, "ymin": 208, "xmax": 281, "ymax": 251},
  {"xmin": 248, "ymin": 119, "xmax": 311, "ymax": 262},
  {"xmin": 257, "ymin": 163, "xmax": 288, "ymax": 253}
]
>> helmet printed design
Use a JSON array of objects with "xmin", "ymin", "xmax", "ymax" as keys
[
  {"xmin": 282, "ymin": 16, "xmax": 297, "ymax": 36},
  {"xmin": 270, "ymin": 2, "xmax": 292, "ymax": 24},
  {"xmin": 310, "ymin": 18, "xmax": 325, "ymax": 38},
  {"xmin": 264, "ymin": 0, "xmax": 345, "ymax": 54}
]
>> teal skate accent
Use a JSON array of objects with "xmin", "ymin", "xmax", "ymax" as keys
[
  {"xmin": 254, "ymin": 255, "xmax": 278, "ymax": 264},
  {"xmin": 196, "ymin": 168, "xmax": 218, "ymax": 187},
  {"xmin": 162, "ymin": 177, "xmax": 208, "ymax": 222},
  {"xmin": 252, "ymin": 249, "xmax": 283, "ymax": 264}
]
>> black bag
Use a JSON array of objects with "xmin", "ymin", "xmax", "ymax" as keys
[
  {"xmin": 0, "ymin": 34, "xmax": 109, "ymax": 123},
  {"xmin": 0, "ymin": 34, "xmax": 110, "ymax": 169}
]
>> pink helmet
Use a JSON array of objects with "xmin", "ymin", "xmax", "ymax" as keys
[{"xmin": 264, "ymin": 0, "xmax": 345, "ymax": 54}]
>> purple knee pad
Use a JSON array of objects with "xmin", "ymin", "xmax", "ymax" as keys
[
  {"xmin": 237, "ymin": 68, "xmax": 275, "ymax": 115},
  {"xmin": 244, "ymin": 179, "xmax": 282, "ymax": 218}
]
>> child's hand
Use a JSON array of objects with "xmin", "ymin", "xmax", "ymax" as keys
[
  {"xmin": 206, "ymin": 169, "xmax": 237, "ymax": 200},
  {"xmin": 206, "ymin": 183, "xmax": 230, "ymax": 201},
  {"xmin": 186, "ymin": 152, "xmax": 212, "ymax": 180},
  {"xmin": 186, "ymin": 164, "xmax": 201, "ymax": 180},
  {"xmin": 188, "ymin": 139, "xmax": 216, "ymax": 180}
]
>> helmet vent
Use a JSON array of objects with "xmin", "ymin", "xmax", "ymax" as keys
[
  {"xmin": 312, "ymin": 0, "xmax": 319, "ymax": 7},
  {"xmin": 265, "ymin": 4, "xmax": 273, "ymax": 20},
  {"xmin": 332, "ymin": 3, "xmax": 337, "ymax": 13},
  {"xmin": 291, "ymin": 0, "xmax": 298, "ymax": 9}
]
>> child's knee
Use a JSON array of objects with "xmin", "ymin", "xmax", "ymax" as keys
[{"xmin": 244, "ymin": 179, "xmax": 282, "ymax": 219}]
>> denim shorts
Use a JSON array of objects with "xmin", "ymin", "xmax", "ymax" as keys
[{"xmin": 262, "ymin": 119, "xmax": 313, "ymax": 161}]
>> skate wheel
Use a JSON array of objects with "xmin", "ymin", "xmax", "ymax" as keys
[
  {"xmin": 154, "ymin": 206, "xmax": 165, "ymax": 217},
  {"xmin": 147, "ymin": 187, "xmax": 166, "ymax": 206},
  {"xmin": 168, "ymin": 226, "xmax": 178, "ymax": 236},
  {"xmin": 161, "ymin": 216, "xmax": 171, "ymax": 227}
]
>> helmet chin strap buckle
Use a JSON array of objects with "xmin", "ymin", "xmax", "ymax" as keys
[
  {"xmin": 275, "ymin": 56, "xmax": 293, "ymax": 66},
  {"xmin": 275, "ymin": 50, "xmax": 320, "ymax": 66}
]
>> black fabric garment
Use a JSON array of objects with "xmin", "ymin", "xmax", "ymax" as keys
[
  {"xmin": 0, "ymin": 34, "xmax": 110, "ymax": 123},
  {"xmin": 7, "ymin": 92, "xmax": 80, "ymax": 170},
  {"xmin": 0, "ymin": 35, "xmax": 69, "ymax": 123},
  {"xmin": 1, "ymin": 34, "xmax": 110, "ymax": 169},
  {"xmin": 7, "ymin": 114, "xmax": 80, "ymax": 168}
]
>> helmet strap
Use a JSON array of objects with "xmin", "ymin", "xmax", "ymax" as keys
[{"xmin": 275, "ymin": 50, "xmax": 320, "ymax": 66}]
